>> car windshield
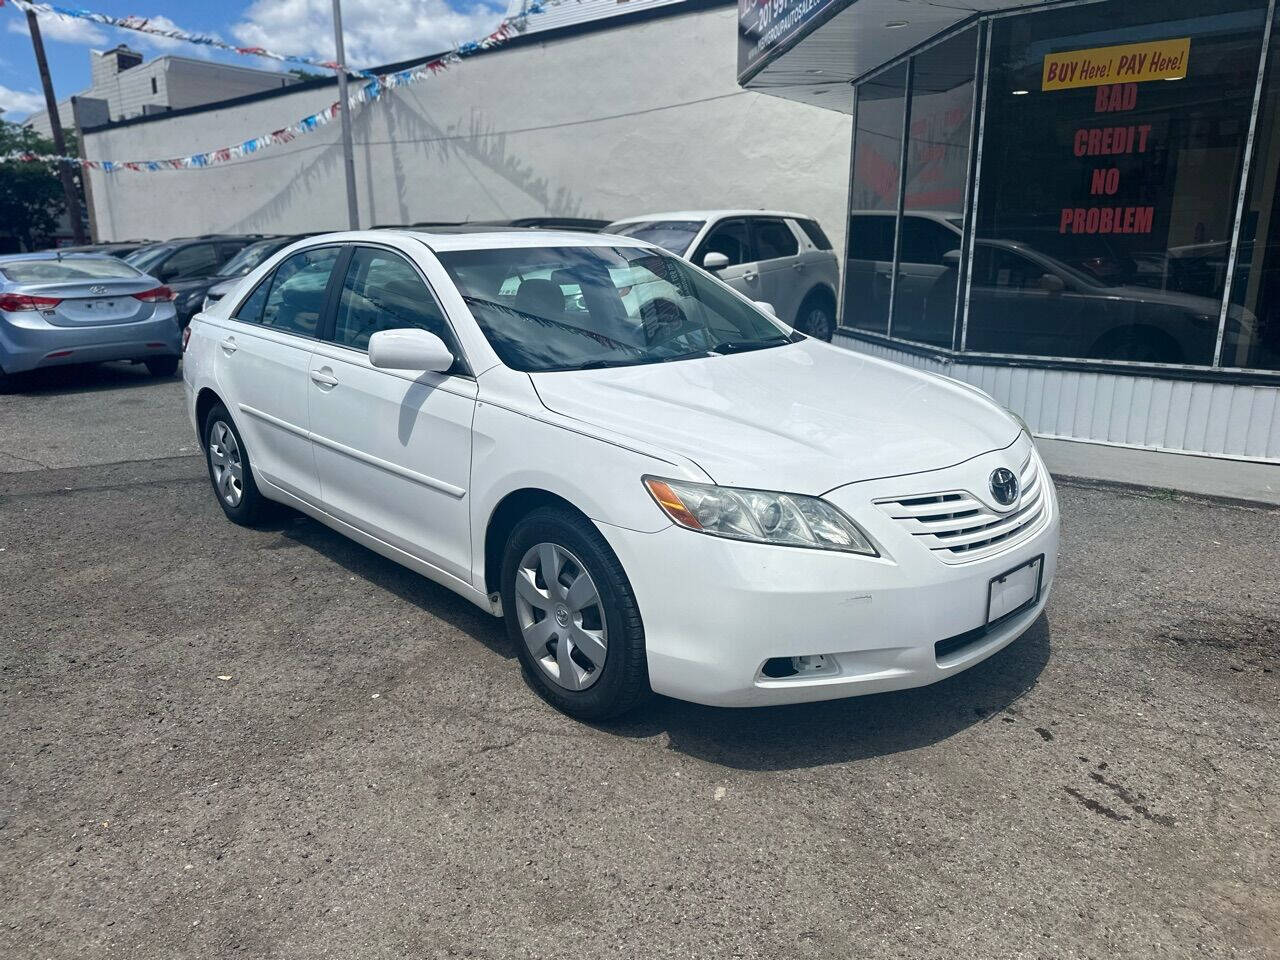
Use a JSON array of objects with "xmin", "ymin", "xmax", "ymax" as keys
[
  {"xmin": 605, "ymin": 220, "xmax": 703, "ymax": 255},
  {"xmin": 125, "ymin": 245, "xmax": 172, "ymax": 272},
  {"xmin": 217, "ymin": 239, "xmax": 285, "ymax": 278},
  {"xmin": 0, "ymin": 257, "xmax": 143, "ymax": 283},
  {"xmin": 436, "ymin": 245, "xmax": 796, "ymax": 373}
]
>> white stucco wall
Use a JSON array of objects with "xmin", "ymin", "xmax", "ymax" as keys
[{"xmin": 80, "ymin": 6, "xmax": 853, "ymax": 250}]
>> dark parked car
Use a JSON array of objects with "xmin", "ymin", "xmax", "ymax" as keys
[
  {"xmin": 199, "ymin": 235, "xmax": 319, "ymax": 312},
  {"xmin": 52, "ymin": 241, "xmax": 156, "ymax": 259},
  {"xmin": 126, "ymin": 236, "xmax": 265, "ymax": 327}
]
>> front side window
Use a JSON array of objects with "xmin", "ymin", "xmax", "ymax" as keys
[
  {"xmin": 332, "ymin": 248, "xmax": 462, "ymax": 362},
  {"xmin": 694, "ymin": 219, "xmax": 753, "ymax": 268},
  {"xmin": 969, "ymin": 0, "xmax": 1267, "ymax": 364},
  {"xmin": 259, "ymin": 247, "xmax": 340, "ymax": 336},
  {"xmin": 437, "ymin": 245, "xmax": 794, "ymax": 373}
]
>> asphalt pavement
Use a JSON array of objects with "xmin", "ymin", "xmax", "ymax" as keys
[{"xmin": 1, "ymin": 362, "xmax": 1277, "ymax": 959}]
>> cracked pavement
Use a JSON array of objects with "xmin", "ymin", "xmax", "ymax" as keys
[{"xmin": 1, "ymin": 362, "xmax": 1278, "ymax": 959}]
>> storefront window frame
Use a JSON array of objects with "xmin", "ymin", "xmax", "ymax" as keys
[{"xmin": 838, "ymin": 0, "xmax": 1280, "ymax": 380}]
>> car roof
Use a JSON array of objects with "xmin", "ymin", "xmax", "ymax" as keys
[
  {"xmin": 606, "ymin": 210, "xmax": 813, "ymax": 225},
  {"xmin": 307, "ymin": 228, "xmax": 651, "ymax": 252}
]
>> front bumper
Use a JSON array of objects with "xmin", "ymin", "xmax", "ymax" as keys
[
  {"xmin": 0, "ymin": 310, "xmax": 181, "ymax": 374},
  {"xmin": 598, "ymin": 437, "xmax": 1059, "ymax": 707}
]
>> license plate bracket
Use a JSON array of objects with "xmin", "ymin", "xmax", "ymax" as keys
[{"xmin": 986, "ymin": 554, "xmax": 1044, "ymax": 625}]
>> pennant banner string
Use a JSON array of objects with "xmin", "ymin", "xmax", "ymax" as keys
[
  {"xmin": 5, "ymin": 0, "xmax": 356, "ymax": 73},
  {"xmin": 0, "ymin": 0, "xmax": 565, "ymax": 172}
]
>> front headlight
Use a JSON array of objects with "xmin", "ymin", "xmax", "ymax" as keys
[{"xmin": 643, "ymin": 477, "xmax": 877, "ymax": 555}]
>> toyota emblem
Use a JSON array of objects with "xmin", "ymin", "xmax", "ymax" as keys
[
  {"xmin": 990, "ymin": 468, "xmax": 1019, "ymax": 506},
  {"xmin": 89, "ymin": 285, "xmax": 107, "ymax": 295}
]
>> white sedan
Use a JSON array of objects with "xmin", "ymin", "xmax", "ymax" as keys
[{"xmin": 183, "ymin": 229, "xmax": 1058, "ymax": 720}]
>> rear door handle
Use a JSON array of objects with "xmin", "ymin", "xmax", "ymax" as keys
[
  {"xmin": 310, "ymin": 368, "xmax": 339, "ymax": 388},
  {"xmin": 792, "ymin": 262, "xmax": 806, "ymax": 272},
  {"xmin": 220, "ymin": 336, "xmax": 237, "ymax": 354}
]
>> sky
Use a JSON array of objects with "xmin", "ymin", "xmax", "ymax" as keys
[{"xmin": 0, "ymin": 0, "xmax": 507, "ymax": 121}]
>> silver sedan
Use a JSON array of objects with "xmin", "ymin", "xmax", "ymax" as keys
[{"xmin": 0, "ymin": 252, "xmax": 182, "ymax": 389}]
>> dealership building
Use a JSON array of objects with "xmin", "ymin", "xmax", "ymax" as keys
[{"xmin": 740, "ymin": 0, "xmax": 1280, "ymax": 462}]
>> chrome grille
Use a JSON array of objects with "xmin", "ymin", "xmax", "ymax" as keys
[{"xmin": 876, "ymin": 453, "xmax": 1048, "ymax": 563}]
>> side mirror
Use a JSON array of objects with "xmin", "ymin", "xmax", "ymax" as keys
[
  {"xmin": 753, "ymin": 300, "xmax": 777, "ymax": 317},
  {"xmin": 942, "ymin": 249, "xmax": 962, "ymax": 270},
  {"xmin": 1039, "ymin": 273, "xmax": 1066, "ymax": 294},
  {"xmin": 368, "ymin": 328, "xmax": 453, "ymax": 373},
  {"xmin": 702, "ymin": 251, "xmax": 730, "ymax": 271}
]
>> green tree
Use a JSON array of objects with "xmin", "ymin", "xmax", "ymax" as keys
[{"xmin": 0, "ymin": 120, "xmax": 66, "ymax": 251}]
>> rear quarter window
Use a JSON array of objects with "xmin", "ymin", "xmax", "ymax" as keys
[{"xmin": 796, "ymin": 219, "xmax": 833, "ymax": 250}]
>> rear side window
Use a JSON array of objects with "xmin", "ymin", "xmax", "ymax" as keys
[
  {"xmin": 752, "ymin": 218, "xmax": 799, "ymax": 260},
  {"xmin": 796, "ymin": 219, "xmax": 833, "ymax": 250},
  {"xmin": 233, "ymin": 276, "xmax": 271, "ymax": 324},
  {"xmin": 848, "ymin": 216, "xmax": 896, "ymax": 262},
  {"xmin": 331, "ymin": 247, "xmax": 463, "ymax": 362},
  {"xmin": 260, "ymin": 247, "xmax": 340, "ymax": 336},
  {"xmin": 161, "ymin": 243, "xmax": 219, "ymax": 280}
]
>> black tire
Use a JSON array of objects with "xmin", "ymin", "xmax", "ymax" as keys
[
  {"xmin": 0, "ymin": 367, "xmax": 11, "ymax": 394},
  {"xmin": 796, "ymin": 290, "xmax": 836, "ymax": 342},
  {"xmin": 500, "ymin": 506, "xmax": 650, "ymax": 720},
  {"xmin": 145, "ymin": 356, "xmax": 180, "ymax": 377},
  {"xmin": 202, "ymin": 403, "xmax": 269, "ymax": 526}
]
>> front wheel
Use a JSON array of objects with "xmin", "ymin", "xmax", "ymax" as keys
[{"xmin": 501, "ymin": 507, "xmax": 650, "ymax": 720}]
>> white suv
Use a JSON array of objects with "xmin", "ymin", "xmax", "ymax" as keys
[{"xmin": 606, "ymin": 211, "xmax": 840, "ymax": 340}]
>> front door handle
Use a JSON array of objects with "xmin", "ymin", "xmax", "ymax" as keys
[
  {"xmin": 220, "ymin": 336, "xmax": 237, "ymax": 355},
  {"xmin": 310, "ymin": 368, "xmax": 339, "ymax": 388},
  {"xmin": 742, "ymin": 270, "xmax": 758, "ymax": 282}
]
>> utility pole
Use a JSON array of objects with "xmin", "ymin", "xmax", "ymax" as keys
[
  {"xmin": 331, "ymin": 0, "xmax": 359, "ymax": 230},
  {"xmin": 26, "ymin": 8, "xmax": 87, "ymax": 245}
]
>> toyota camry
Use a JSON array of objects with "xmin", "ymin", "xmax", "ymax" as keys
[{"xmin": 183, "ymin": 229, "xmax": 1058, "ymax": 719}]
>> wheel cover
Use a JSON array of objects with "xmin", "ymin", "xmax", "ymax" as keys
[
  {"xmin": 514, "ymin": 542, "xmax": 608, "ymax": 691},
  {"xmin": 207, "ymin": 420, "xmax": 244, "ymax": 507},
  {"xmin": 806, "ymin": 306, "xmax": 833, "ymax": 339}
]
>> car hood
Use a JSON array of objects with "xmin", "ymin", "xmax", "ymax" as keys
[{"xmin": 529, "ymin": 341, "xmax": 1020, "ymax": 493}]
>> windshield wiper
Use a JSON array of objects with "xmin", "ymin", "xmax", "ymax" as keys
[
  {"xmin": 575, "ymin": 358, "xmax": 638, "ymax": 370},
  {"xmin": 707, "ymin": 335, "xmax": 793, "ymax": 355}
]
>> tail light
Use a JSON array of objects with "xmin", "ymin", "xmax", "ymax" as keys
[
  {"xmin": 181, "ymin": 325, "xmax": 192, "ymax": 353},
  {"xmin": 0, "ymin": 293, "xmax": 63, "ymax": 312},
  {"xmin": 133, "ymin": 286, "xmax": 176, "ymax": 303}
]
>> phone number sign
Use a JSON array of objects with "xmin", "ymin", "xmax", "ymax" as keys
[{"xmin": 738, "ymin": 0, "xmax": 848, "ymax": 81}]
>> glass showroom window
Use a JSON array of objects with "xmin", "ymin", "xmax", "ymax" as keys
[
  {"xmin": 844, "ymin": 63, "xmax": 906, "ymax": 334},
  {"xmin": 1225, "ymin": 6, "xmax": 1280, "ymax": 371},
  {"xmin": 891, "ymin": 29, "xmax": 978, "ymax": 348},
  {"xmin": 967, "ymin": 0, "xmax": 1268, "ymax": 365}
]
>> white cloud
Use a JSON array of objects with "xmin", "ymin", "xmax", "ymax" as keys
[
  {"xmin": 233, "ymin": 0, "xmax": 505, "ymax": 70},
  {"xmin": 0, "ymin": 83, "xmax": 45, "ymax": 120},
  {"xmin": 7, "ymin": 13, "xmax": 108, "ymax": 46}
]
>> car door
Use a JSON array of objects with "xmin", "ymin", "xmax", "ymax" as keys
[
  {"xmin": 307, "ymin": 245, "xmax": 477, "ymax": 583},
  {"xmin": 748, "ymin": 217, "xmax": 805, "ymax": 322},
  {"xmin": 216, "ymin": 244, "xmax": 341, "ymax": 503},
  {"xmin": 691, "ymin": 218, "xmax": 764, "ymax": 302}
]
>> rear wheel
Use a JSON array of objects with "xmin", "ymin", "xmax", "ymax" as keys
[
  {"xmin": 145, "ymin": 356, "xmax": 180, "ymax": 377},
  {"xmin": 501, "ymin": 507, "xmax": 650, "ymax": 720},
  {"xmin": 796, "ymin": 290, "xmax": 836, "ymax": 341},
  {"xmin": 202, "ymin": 404, "xmax": 268, "ymax": 525}
]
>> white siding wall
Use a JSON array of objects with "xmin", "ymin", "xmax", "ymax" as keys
[
  {"xmin": 837, "ymin": 335, "xmax": 1280, "ymax": 462},
  {"xmin": 80, "ymin": 7, "xmax": 852, "ymax": 251}
]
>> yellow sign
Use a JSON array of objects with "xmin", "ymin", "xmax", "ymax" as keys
[{"xmin": 1042, "ymin": 38, "xmax": 1190, "ymax": 91}]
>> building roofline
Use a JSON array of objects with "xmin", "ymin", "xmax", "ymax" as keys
[{"xmin": 81, "ymin": 0, "xmax": 735, "ymax": 134}]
